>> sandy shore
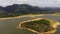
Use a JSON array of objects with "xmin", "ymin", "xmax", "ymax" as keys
[
  {"xmin": 0, "ymin": 14, "xmax": 59, "ymax": 20},
  {"xmin": 0, "ymin": 14, "xmax": 44, "ymax": 20},
  {"xmin": 17, "ymin": 18, "xmax": 60, "ymax": 34}
]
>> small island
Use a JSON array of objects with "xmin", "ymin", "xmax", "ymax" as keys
[{"xmin": 17, "ymin": 18, "xmax": 60, "ymax": 34}]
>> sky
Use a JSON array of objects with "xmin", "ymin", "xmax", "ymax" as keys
[{"xmin": 0, "ymin": 0, "xmax": 60, "ymax": 7}]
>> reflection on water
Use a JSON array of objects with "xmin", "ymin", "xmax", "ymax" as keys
[{"xmin": 0, "ymin": 16, "xmax": 60, "ymax": 34}]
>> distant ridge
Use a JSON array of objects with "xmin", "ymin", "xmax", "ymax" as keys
[
  {"xmin": 0, "ymin": 4, "xmax": 60, "ymax": 17},
  {"xmin": 0, "ymin": 4, "xmax": 60, "ymax": 13}
]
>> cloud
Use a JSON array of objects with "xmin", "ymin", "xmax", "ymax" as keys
[{"xmin": 0, "ymin": 0, "xmax": 60, "ymax": 7}]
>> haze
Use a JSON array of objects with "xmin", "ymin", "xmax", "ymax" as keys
[{"xmin": 0, "ymin": 0, "xmax": 60, "ymax": 7}]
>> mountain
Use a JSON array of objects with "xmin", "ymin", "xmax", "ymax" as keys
[
  {"xmin": 3, "ymin": 4, "xmax": 60, "ymax": 14},
  {"xmin": 4, "ymin": 4, "xmax": 20, "ymax": 13},
  {"xmin": 0, "ymin": 4, "xmax": 60, "ymax": 17}
]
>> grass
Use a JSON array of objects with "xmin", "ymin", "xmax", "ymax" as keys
[{"xmin": 21, "ymin": 19, "xmax": 55, "ymax": 33}]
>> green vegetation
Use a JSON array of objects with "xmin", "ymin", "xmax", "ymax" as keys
[
  {"xmin": 0, "ymin": 9, "xmax": 8, "ymax": 18},
  {"xmin": 54, "ymin": 13, "xmax": 60, "ymax": 15},
  {"xmin": 32, "ymin": 19, "xmax": 50, "ymax": 26},
  {"xmin": 0, "ymin": 4, "xmax": 60, "ymax": 18},
  {"xmin": 21, "ymin": 19, "xmax": 55, "ymax": 33}
]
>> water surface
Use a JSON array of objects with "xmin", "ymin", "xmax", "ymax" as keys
[{"xmin": 0, "ymin": 15, "xmax": 60, "ymax": 34}]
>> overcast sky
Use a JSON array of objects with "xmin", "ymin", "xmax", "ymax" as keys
[{"xmin": 0, "ymin": 0, "xmax": 60, "ymax": 7}]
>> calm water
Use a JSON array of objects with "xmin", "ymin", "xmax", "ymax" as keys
[{"xmin": 0, "ymin": 15, "xmax": 60, "ymax": 34}]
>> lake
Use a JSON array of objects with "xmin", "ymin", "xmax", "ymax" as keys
[{"xmin": 0, "ymin": 14, "xmax": 60, "ymax": 34}]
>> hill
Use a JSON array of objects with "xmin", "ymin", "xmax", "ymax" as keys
[{"xmin": 0, "ymin": 4, "xmax": 60, "ymax": 17}]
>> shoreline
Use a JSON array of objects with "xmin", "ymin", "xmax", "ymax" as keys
[
  {"xmin": 0, "ymin": 14, "xmax": 59, "ymax": 20},
  {"xmin": 0, "ymin": 14, "xmax": 44, "ymax": 20},
  {"xmin": 17, "ymin": 18, "xmax": 60, "ymax": 34}
]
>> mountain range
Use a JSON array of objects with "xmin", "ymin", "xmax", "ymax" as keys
[
  {"xmin": 0, "ymin": 4, "xmax": 60, "ymax": 13},
  {"xmin": 0, "ymin": 4, "xmax": 60, "ymax": 17}
]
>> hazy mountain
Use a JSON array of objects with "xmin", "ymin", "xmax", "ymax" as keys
[
  {"xmin": 0, "ymin": 4, "xmax": 60, "ymax": 17},
  {"xmin": 3, "ymin": 4, "xmax": 60, "ymax": 13}
]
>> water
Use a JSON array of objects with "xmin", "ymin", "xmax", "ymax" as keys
[{"xmin": 0, "ymin": 15, "xmax": 60, "ymax": 34}]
